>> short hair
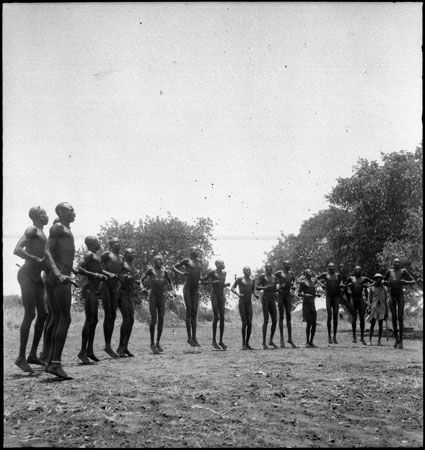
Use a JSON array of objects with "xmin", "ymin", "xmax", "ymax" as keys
[
  {"xmin": 84, "ymin": 236, "xmax": 98, "ymax": 247},
  {"xmin": 55, "ymin": 202, "xmax": 70, "ymax": 216},
  {"xmin": 28, "ymin": 206, "xmax": 42, "ymax": 221}
]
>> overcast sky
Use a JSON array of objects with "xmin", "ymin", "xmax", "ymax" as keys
[{"xmin": 3, "ymin": 2, "xmax": 422, "ymax": 293}]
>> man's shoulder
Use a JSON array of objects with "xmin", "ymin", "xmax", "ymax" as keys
[
  {"xmin": 24, "ymin": 225, "xmax": 39, "ymax": 238},
  {"xmin": 48, "ymin": 222, "xmax": 66, "ymax": 237}
]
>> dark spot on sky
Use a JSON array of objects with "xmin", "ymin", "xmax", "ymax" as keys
[{"xmin": 160, "ymin": 90, "xmax": 163, "ymax": 95}]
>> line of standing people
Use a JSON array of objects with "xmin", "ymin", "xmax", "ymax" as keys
[{"xmin": 13, "ymin": 203, "xmax": 420, "ymax": 380}]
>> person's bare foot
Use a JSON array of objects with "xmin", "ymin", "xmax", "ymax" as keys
[
  {"xmin": 116, "ymin": 347, "xmax": 127, "ymax": 358},
  {"xmin": 262, "ymin": 343, "xmax": 269, "ymax": 350},
  {"xmin": 27, "ymin": 354, "xmax": 46, "ymax": 366},
  {"xmin": 333, "ymin": 337, "xmax": 339, "ymax": 344},
  {"xmin": 219, "ymin": 342, "xmax": 227, "ymax": 351},
  {"xmin": 280, "ymin": 339, "xmax": 286, "ymax": 348},
  {"xmin": 104, "ymin": 347, "xmax": 119, "ymax": 358},
  {"xmin": 87, "ymin": 353, "xmax": 100, "ymax": 362},
  {"xmin": 77, "ymin": 352, "xmax": 92, "ymax": 364},
  {"xmin": 155, "ymin": 343, "xmax": 163, "ymax": 353},
  {"xmin": 187, "ymin": 338, "xmax": 196, "ymax": 347},
  {"xmin": 328, "ymin": 337, "xmax": 333, "ymax": 344},
  {"xmin": 124, "ymin": 349, "xmax": 135, "ymax": 357},
  {"xmin": 242, "ymin": 344, "xmax": 249, "ymax": 350},
  {"xmin": 361, "ymin": 338, "xmax": 367, "ymax": 346},
  {"xmin": 268, "ymin": 340, "xmax": 278, "ymax": 349},
  {"xmin": 246, "ymin": 344, "xmax": 254, "ymax": 350},
  {"xmin": 398, "ymin": 341, "xmax": 404, "ymax": 350},
  {"xmin": 15, "ymin": 357, "xmax": 34, "ymax": 373},
  {"xmin": 393, "ymin": 340, "xmax": 399, "ymax": 349},
  {"xmin": 212, "ymin": 341, "xmax": 221, "ymax": 350},
  {"xmin": 150, "ymin": 344, "xmax": 159, "ymax": 354},
  {"xmin": 287, "ymin": 340, "xmax": 297, "ymax": 348},
  {"xmin": 45, "ymin": 362, "xmax": 73, "ymax": 380},
  {"xmin": 193, "ymin": 338, "xmax": 201, "ymax": 347}
]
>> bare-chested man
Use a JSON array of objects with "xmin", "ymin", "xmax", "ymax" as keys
[
  {"xmin": 384, "ymin": 258, "xmax": 417, "ymax": 349},
  {"xmin": 256, "ymin": 263, "xmax": 278, "ymax": 349},
  {"xmin": 344, "ymin": 266, "xmax": 374, "ymax": 345},
  {"xmin": 173, "ymin": 247, "xmax": 202, "ymax": 347},
  {"xmin": 317, "ymin": 263, "xmax": 343, "ymax": 345},
  {"xmin": 43, "ymin": 202, "xmax": 76, "ymax": 380},
  {"xmin": 100, "ymin": 237, "xmax": 124, "ymax": 358},
  {"xmin": 231, "ymin": 266, "xmax": 258, "ymax": 350},
  {"xmin": 274, "ymin": 261, "xmax": 297, "ymax": 348},
  {"xmin": 116, "ymin": 248, "xmax": 139, "ymax": 357},
  {"xmin": 298, "ymin": 269, "xmax": 321, "ymax": 348},
  {"xmin": 76, "ymin": 236, "xmax": 107, "ymax": 364},
  {"xmin": 14, "ymin": 206, "xmax": 49, "ymax": 373},
  {"xmin": 201, "ymin": 259, "xmax": 230, "ymax": 350},
  {"xmin": 141, "ymin": 254, "xmax": 175, "ymax": 354}
]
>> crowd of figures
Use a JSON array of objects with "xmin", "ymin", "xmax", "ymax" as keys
[{"xmin": 14, "ymin": 203, "xmax": 421, "ymax": 380}]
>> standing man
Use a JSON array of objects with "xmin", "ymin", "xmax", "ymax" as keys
[
  {"xmin": 317, "ymin": 263, "xmax": 343, "ymax": 344},
  {"xmin": 100, "ymin": 237, "xmax": 124, "ymax": 358},
  {"xmin": 298, "ymin": 269, "xmax": 320, "ymax": 348},
  {"xmin": 173, "ymin": 247, "xmax": 202, "ymax": 347},
  {"xmin": 141, "ymin": 254, "xmax": 175, "ymax": 354},
  {"xmin": 274, "ymin": 261, "xmax": 297, "ymax": 348},
  {"xmin": 14, "ymin": 206, "xmax": 49, "ymax": 372},
  {"xmin": 367, "ymin": 274, "xmax": 388, "ymax": 346},
  {"xmin": 76, "ymin": 236, "xmax": 107, "ymax": 364},
  {"xmin": 231, "ymin": 266, "xmax": 258, "ymax": 350},
  {"xmin": 344, "ymin": 266, "xmax": 374, "ymax": 345},
  {"xmin": 384, "ymin": 258, "xmax": 417, "ymax": 349},
  {"xmin": 43, "ymin": 202, "xmax": 76, "ymax": 380},
  {"xmin": 116, "ymin": 248, "xmax": 139, "ymax": 357},
  {"xmin": 201, "ymin": 259, "xmax": 230, "ymax": 350},
  {"xmin": 256, "ymin": 263, "xmax": 278, "ymax": 349}
]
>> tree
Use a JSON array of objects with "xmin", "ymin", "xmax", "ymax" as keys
[{"xmin": 327, "ymin": 145, "xmax": 423, "ymax": 275}]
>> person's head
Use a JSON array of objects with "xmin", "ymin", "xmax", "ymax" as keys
[
  {"xmin": 215, "ymin": 259, "xmax": 225, "ymax": 270},
  {"xmin": 28, "ymin": 206, "xmax": 49, "ymax": 226},
  {"xmin": 283, "ymin": 260, "xmax": 291, "ymax": 270},
  {"xmin": 84, "ymin": 236, "xmax": 100, "ymax": 252},
  {"xmin": 55, "ymin": 202, "xmax": 76, "ymax": 224},
  {"xmin": 123, "ymin": 248, "xmax": 135, "ymax": 261},
  {"xmin": 265, "ymin": 263, "xmax": 272, "ymax": 274},
  {"xmin": 108, "ymin": 237, "xmax": 121, "ymax": 251},
  {"xmin": 189, "ymin": 247, "xmax": 200, "ymax": 259},
  {"xmin": 153, "ymin": 254, "xmax": 163, "ymax": 267},
  {"xmin": 373, "ymin": 273, "xmax": 384, "ymax": 285},
  {"xmin": 243, "ymin": 266, "xmax": 251, "ymax": 277},
  {"xmin": 393, "ymin": 258, "xmax": 401, "ymax": 270},
  {"xmin": 354, "ymin": 265, "xmax": 361, "ymax": 276},
  {"xmin": 328, "ymin": 262, "xmax": 336, "ymax": 274},
  {"xmin": 304, "ymin": 269, "xmax": 312, "ymax": 279}
]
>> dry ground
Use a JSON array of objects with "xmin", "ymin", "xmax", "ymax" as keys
[{"xmin": 3, "ymin": 303, "xmax": 423, "ymax": 448}]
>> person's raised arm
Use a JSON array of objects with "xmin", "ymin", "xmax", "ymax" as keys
[{"xmin": 173, "ymin": 259, "xmax": 188, "ymax": 276}]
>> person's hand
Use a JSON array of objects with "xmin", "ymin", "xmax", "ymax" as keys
[{"xmin": 58, "ymin": 274, "xmax": 70, "ymax": 285}]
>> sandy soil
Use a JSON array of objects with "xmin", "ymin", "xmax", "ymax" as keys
[{"xmin": 3, "ymin": 307, "xmax": 423, "ymax": 448}]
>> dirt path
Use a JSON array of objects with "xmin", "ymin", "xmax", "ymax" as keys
[{"xmin": 3, "ymin": 309, "xmax": 423, "ymax": 448}]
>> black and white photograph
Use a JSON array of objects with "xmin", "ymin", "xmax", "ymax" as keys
[{"xmin": 3, "ymin": 2, "xmax": 423, "ymax": 447}]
